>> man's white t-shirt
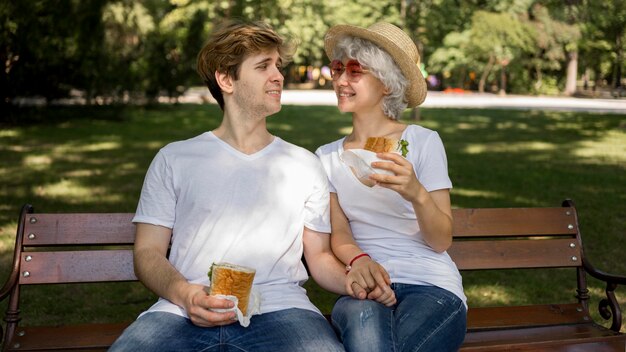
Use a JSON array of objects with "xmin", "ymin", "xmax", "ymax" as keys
[
  {"xmin": 133, "ymin": 132, "xmax": 331, "ymax": 318},
  {"xmin": 315, "ymin": 124, "xmax": 466, "ymax": 305}
]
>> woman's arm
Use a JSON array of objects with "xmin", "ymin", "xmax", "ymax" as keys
[
  {"xmin": 329, "ymin": 193, "xmax": 396, "ymax": 306},
  {"xmin": 370, "ymin": 153, "xmax": 453, "ymax": 253}
]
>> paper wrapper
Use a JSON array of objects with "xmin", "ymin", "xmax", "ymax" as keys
[
  {"xmin": 210, "ymin": 288, "xmax": 261, "ymax": 327},
  {"xmin": 341, "ymin": 149, "xmax": 397, "ymax": 186}
]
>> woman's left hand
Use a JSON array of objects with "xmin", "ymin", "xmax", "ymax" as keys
[{"xmin": 369, "ymin": 152, "xmax": 424, "ymax": 203}]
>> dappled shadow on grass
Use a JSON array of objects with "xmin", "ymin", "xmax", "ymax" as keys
[
  {"xmin": 17, "ymin": 282, "xmax": 157, "ymax": 326},
  {"xmin": 0, "ymin": 105, "xmax": 624, "ymax": 328}
]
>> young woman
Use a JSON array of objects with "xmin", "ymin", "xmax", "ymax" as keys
[{"xmin": 315, "ymin": 22, "xmax": 467, "ymax": 352}]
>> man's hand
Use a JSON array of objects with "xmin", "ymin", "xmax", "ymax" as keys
[
  {"xmin": 182, "ymin": 284, "xmax": 238, "ymax": 327},
  {"xmin": 134, "ymin": 223, "xmax": 239, "ymax": 327}
]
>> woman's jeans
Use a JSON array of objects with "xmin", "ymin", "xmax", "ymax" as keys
[
  {"xmin": 331, "ymin": 284, "xmax": 466, "ymax": 352},
  {"xmin": 109, "ymin": 308, "xmax": 344, "ymax": 352}
]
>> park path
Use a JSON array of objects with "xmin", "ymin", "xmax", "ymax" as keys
[
  {"xmin": 278, "ymin": 90, "xmax": 626, "ymax": 114},
  {"xmin": 180, "ymin": 87, "xmax": 626, "ymax": 114}
]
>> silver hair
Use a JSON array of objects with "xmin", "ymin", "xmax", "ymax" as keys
[{"xmin": 332, "ymin": 36, "xmax": 408, "ymax": 120}]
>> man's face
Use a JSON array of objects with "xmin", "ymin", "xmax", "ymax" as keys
[{"xmin": 231, "ymin": 49, "xmax": 284, "ymax": 118}]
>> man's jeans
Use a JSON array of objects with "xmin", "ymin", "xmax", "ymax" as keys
[
  {"xmin": 109, "ymin": 308, "xmax": 344, "ymax": 351},
  {"xmin": 331, "ymin": 284, "xmax": 466, "ymax": 352}
]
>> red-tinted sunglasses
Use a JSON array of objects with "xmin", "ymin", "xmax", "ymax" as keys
[{"xmin": 330, "ymin": 59, "xmax": 369, "ymax": 82}]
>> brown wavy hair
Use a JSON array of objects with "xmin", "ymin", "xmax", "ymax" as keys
[{"xmin": 197, "ymin": 19, "xmax": 296, "ymax": 110}]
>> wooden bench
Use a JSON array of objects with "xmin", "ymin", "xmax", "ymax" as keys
[{"xmin": 1, "ymin": 200, "xmax": 625, "ymax": 351}]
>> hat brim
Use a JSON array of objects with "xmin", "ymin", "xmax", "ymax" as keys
[{"xmin": 324, "ymin": 24, "xmax": 426, "ymax": 108}]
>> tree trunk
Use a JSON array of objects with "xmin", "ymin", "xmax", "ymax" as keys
[
  {"xmin": 534, "ymin": 66, "xmax": 543, "ymax": 91},
  {"xmin": 411, "ymin": 107, "xmax": 421, "ymax": 121},
  {"xmin": 479, "ymin": 56, "xmax": 495, "ymax": 93},
  {"xmin": 499, "ymin": 65, "xmax": 507, "ymax": 96},
  {"xmin": 614, "ymin": 35, "xmax": 623, "ymax": 90},
  {"xmin": 564, "ymin": 50, "xmax": 578, "ymax": 95}
]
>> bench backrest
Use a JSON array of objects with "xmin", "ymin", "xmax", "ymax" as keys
[
  {"xmin": 450, "ymin": 206, "xmax": 581, "ymax": 270},
  {"xmin": 13, "ymin": 204, "xmax": 583, "ymax": 286},
  {"xmin": 18, "ymin": 213, "xmax": 136, "ymax": 285}
]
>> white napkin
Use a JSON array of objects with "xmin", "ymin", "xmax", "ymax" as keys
[
  {"xmin": 341, "ymin": 149, "xmax": 396, "ymax": 179},
  {"xmin": 210, "ymin": 287, "xmax": 261, "ymax": 327}
]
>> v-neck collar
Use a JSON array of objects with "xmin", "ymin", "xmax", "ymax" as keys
[{"xmin": 206, "ymin": 131, "xmax": 279, "ymax": 160}]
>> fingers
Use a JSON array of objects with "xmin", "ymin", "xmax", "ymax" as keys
[
  {"xmin": 347, "ymin": 263, "xmax": 378, "ymax": 292},
  {"xmin": 188, "ymin": 291, "xmax": 237, "ymax": 327},
  {"xmin": 368, "ymin": 285, "xmax": 396, "ymax": 307},
  {"xmin": 372, "ymin": 153, "xmax": 410, "ymax": 170},
  {"xmin": 346, "ymin": 271, "xmax": 373, "ymax": 298},
  {"xmin": 350, "ymin": 281, "xmax": 368, "ymax": 300},
  {"xmin": 371, "ymin": 266, "xmax": 392, "ymax": 288}
]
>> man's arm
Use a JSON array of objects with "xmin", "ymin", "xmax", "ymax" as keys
[
  {"xmin": 302, "ymin": 226, "xmax": 348, "ymax": 295},
  {"xmin": 134, "ymin": 223, "xmax": 236, "ymax": 327}
]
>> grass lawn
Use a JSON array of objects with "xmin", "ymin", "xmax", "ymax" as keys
[{"xmin": 1, "ymin": 104, "xmax": 625, "ymax": 332}]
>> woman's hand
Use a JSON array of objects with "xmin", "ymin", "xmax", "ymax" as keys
[
  {"xmin": 346, "ymin": 258, "xmax": 396, "ymax": 307},
  {"xmin": 369, "ymin": 152, "xmax": 426, "ymax": 203}
]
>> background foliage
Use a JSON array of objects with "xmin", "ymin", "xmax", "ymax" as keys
[{"xmin": 1, "ymin": 0, "xmax": 625, "ymax": 108}]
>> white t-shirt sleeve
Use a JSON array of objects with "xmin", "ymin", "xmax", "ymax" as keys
[
  {"xmin": 303, "ymin": 159, "xmax": 331, "ymax": 234},
  {"xmin": 314, "ymin": 146, "xmax": 337, "ymax": 193},
  {"xmin": 132, "ymin": 150, "xmax": 176, "ymax": 228},
  {"xmin": 414, "ymin": 131, "xmax": 452, "ymax": 192}
]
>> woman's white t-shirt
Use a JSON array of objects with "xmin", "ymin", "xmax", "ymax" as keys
[
  {"xmin": 134, "ymin": 132, "xmax": 331, "ymax": 318},
  {"xmin": 315, "ymin": 124, "xmax": 466, "ymax": 305}
]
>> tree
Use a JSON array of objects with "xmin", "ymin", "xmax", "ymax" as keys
[
  {"xmin": 525, "ymin": 4, "xmax": 580, "ymax": 95},
  {"xmin": 468, "ymin": 11, "xmax": 534, "ymax": 94},
  {"xmin": 428, "ymin": 30, "xmax": 473, "ymax": 89},
  {"xmin": 580, "ymin": 0, "xmax": 625, "ymax": 93}
]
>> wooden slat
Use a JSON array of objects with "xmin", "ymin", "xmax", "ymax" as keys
[
  {"xmin": 6, "ymin": 322, "xmax": 130, "ymax": 351},
  {"xmin": 19, "ymin": 250, "xmax": 136, "ymax": 284},
  {"xmin": 467, "ymin": 304, "xmax": 588, "ymax": 330},
  {"xmin": 452, "ymin": 207, "xmax": 577, "ymax": 237},
  {"xmin": 449, "ymin": 238, "xmax": 581, "ymax": 270},
  {"xmin": 22, "ymin": 213, "xmax": 136, "ymax": 246},
  {"xmin": 461, "ymin": 323, "xmax": 626, "ymax": 351}
]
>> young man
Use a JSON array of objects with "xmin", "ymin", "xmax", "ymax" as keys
[{"xmin": 110, "ymin": 20, "xmax": 347, "ymax": 351}]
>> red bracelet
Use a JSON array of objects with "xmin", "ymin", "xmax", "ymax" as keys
[{"xmin": 345, "ymin": 253, "xmax": 370, "ymax": 273}]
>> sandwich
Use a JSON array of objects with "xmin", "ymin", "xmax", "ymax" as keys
[
  {"xmin": 364, "ymin": 137, "xmax": 399, "ymax": 153},
  {"xmin": 208, "ymin": 262, "xmax": 256, "ymax": 315},
  {"xmin": 364, "ymin": 137, "xmax": 409, "ymax": 157}
]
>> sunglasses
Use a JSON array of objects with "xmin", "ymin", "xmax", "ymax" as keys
[{"xmin": 330, "ymin": 59, "xmax": 369, "ymax": 82}]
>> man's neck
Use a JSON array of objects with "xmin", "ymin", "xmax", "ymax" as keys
[{"xmin": 213, "ymin": 109, "xmax": 274, "ymax": 155}]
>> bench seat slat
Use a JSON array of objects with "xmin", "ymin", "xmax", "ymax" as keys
[
  {"xmin": 449, "ymin": 238, "xmax": 581, "ymax": 270},
  {"xmin": 467, "ymin": 303, "xmax": 587, "ymax": 330},
  {"xmin": 23, "ymin": 213, "xmax": 135, "ymax": 246},
  {"xmin": 6, "ymin": 322, "xmax": 130, "ymax": 351},
  {"xmin": 453, "ymin": 208, "xmax": 576, "ymax": 237},
  {"xmin": 461, "ymin": 323, "xmax": 626, "ymax": 351},
  {"xmin": 19, "ymin": 250, "xmax": 136, "ymax": 284}
]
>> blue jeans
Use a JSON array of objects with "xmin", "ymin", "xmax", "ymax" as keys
[
  {"xmin": 331, "ymin": 284, "xmax": 466, "ymax": 352},
  {"xmin": 109, "ymin": 308, "xmax": 344, "ymax": 351}
]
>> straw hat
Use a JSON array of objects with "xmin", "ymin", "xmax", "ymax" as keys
[{"xmin": 324, "ymin": 22, "xmax": 427, "ymax": 107}]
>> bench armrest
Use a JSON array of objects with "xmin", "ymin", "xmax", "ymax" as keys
[
  {"xmin": 1, "ymin": 204, "xmax": 33, "ymax": 348},
  {"xmin": 582, "ymin": 257, "xmax": 626, "ymax": 332}
]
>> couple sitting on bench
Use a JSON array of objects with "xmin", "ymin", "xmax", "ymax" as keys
[{"xmin": 110, "ymin": 19, "xmax": 465, "ymax": 352}]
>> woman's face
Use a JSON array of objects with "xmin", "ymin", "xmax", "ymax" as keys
[{"xmin": 331, "ymin": 58, "xmax": 387, "ymax": 115}]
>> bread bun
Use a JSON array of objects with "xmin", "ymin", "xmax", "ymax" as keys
[
  {"xmin": 209, "ymin": 263, "xmax": 256, "ymax": 315},
  {"xmin": 364, "ymin": 137, "xmax": 399, "ymax": 153}
]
